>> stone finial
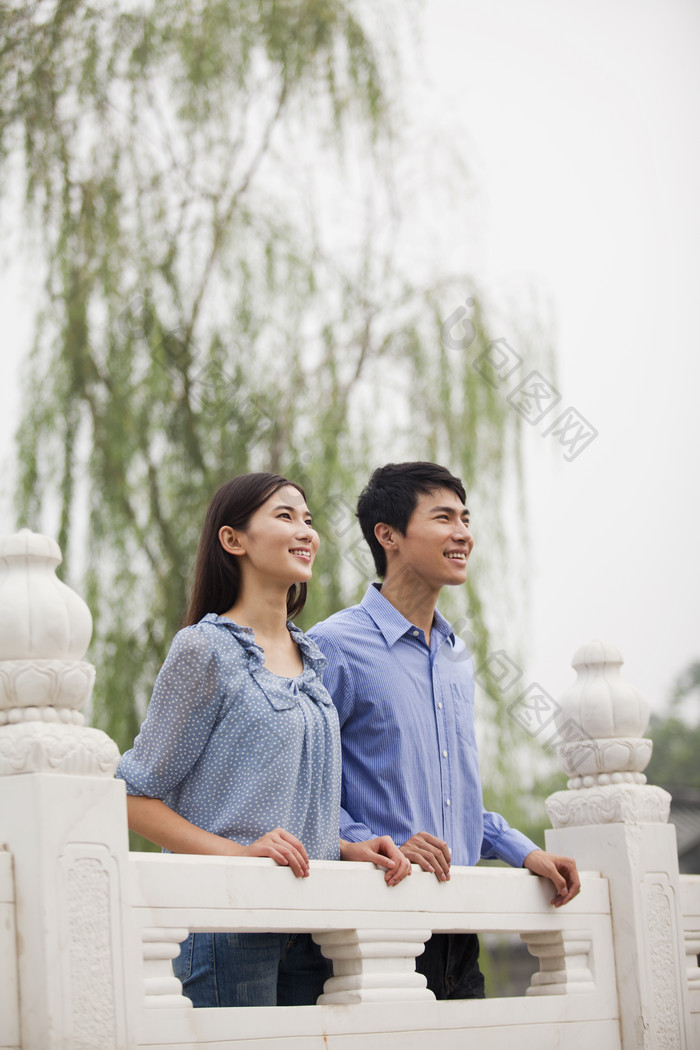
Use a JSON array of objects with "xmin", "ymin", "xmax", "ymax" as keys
[
  {"xmin": 546, "ymin": 641, "xmax": 670, "ymax": 828},
  {"xmin": 0, "ymin": 530, "xmax": 93, "ymax": 660},
  {"xmin": 555, "ymin": 640, "xmax": 652, "ymax": 789},
  {"xmin": 0, "ymin": 529, "xmax": 120, "ymax": 776}
]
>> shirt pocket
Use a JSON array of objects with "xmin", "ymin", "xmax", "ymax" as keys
[{"xmin": 451, "ymin": 682, "xmax": 476, "ymax": 749}]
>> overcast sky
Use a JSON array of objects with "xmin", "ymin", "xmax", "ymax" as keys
[
  {"xmin": 1, "ymin": 0, "xmax": 698, "ymax": 722},
  {"xmin": 420, "ymin": 0, "xmax": 700, "ymax": 718}
]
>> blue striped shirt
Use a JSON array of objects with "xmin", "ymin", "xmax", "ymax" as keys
[{"xmin": 308, "ymin": 585, "xmax": 537, "ymax": 867}]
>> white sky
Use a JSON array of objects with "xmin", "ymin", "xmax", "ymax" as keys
[
  {"xmin": 420, "ymin": 0, "xmax": 700, "ymax": 716},
  {"xmin": 1, "ymin": 0, "xmax": 698, "ymax": 718}
]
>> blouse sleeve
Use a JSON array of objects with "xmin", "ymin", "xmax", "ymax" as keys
[{"xmin": 116, "ymin": 624, "xmax": 225, "ymax": 798}]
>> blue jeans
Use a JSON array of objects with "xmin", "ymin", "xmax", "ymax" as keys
[
  {"xmin": 172, "ymin": 932, "xmax": 332, "ymax": 1007},
  {"xmin": 415, "ymin": 933, "xmax": 486, "ymax": 999}
]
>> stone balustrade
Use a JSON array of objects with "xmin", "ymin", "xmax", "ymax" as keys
[{"xmin": 0, "ymin": 529, "xmax": 698, "ymax": 1050}]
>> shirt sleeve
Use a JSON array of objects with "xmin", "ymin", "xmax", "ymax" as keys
[
  {"xmin": 307, "ymin": 624, "xmax": 377, "ymax": 842},
  {"xmin": 480, "ymin": 809, "xmax": 539, "ymax": 867},
  {"xmin": 116, "ymin": 625, "xmax": 225, "ymax": 798}
]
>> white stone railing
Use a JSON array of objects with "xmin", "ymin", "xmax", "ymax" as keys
[
  {"xmin": 131, "ymin": 857, "xmax": 617, "ymax": 1048},
  {"xmin": 0, "ymin": 529, "xmax": 698, "ymax": 1050}
]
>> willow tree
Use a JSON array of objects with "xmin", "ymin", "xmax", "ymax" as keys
[{"xmin": 0, "ymin": 0, "xmax": 540, "ymax": 826}]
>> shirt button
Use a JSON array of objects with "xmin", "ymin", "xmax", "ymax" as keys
[
  {"xmin": 446, "ymin": 798, "xmax": 451, "ymax": 806},
  {"xmin": 442, "ymin": 750, "xmax": 448, "ymax": 758},
  {"xmin": 437, "ymin": 702, "xmax": 443, "ymax": 710},
  {"xmin": 412, "ymin": 629, "xmax": 420, "ymax": 637}
]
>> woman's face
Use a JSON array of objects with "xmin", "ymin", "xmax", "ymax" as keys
[{"xmin": 221, "ymin": 484, "xmax": 320, "ymax": 586}]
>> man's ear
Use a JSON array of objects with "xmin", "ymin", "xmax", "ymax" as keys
[
  {"xmin": 219, "ymin": 525, "xmax": 246, "ymax": 556},
  {"xmin": 374, "ymin": 522, "xmax": 399, "ymax": 552}
]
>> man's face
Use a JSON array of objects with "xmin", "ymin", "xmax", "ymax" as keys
[{"xmin": 381, "ymin": 486, "xmax": 474, "ymax": 592}]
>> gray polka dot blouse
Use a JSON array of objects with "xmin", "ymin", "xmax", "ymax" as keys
[{"xmin": 116, "ymin": 613, "xmax": 342, "ymax": 860}]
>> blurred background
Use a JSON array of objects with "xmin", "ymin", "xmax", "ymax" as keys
[{"xmin": 1, "ymin": 0, "xmax": 698, "ymax": 970}]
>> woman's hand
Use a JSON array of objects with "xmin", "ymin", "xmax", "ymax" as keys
[
  {"xmin": 126, "ymin": 798, "xmax": 309, "ymax": 875},
  {"xmin": 340, "ymin": 836, "xmax": 412, "ymax": 886},
  {"xmin": 241, "ymin": 828, "xmax": 310, "ymax": 878}
]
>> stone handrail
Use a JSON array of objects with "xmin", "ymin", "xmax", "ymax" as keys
[
  {"xmin": 0, "ymin": 529, "xmax": 698, "ymax": 1050},
  {"xmin": 131, "ymin": 855, "xmax": 617, "ymax": 1048}
]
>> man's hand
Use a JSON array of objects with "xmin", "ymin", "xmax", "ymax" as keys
[
  {"xmin": 523, "ymin": 849, "xmax": 581, "ymax": 906},
  {"xmin": 340, "ymin": 836, "xmax": 412, "ymax": 886},
  {"xmin": 399, "ymin": 831, "xmax": 451, "ymax": 882}
]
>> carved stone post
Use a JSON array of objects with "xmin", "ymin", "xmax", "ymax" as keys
[
  {"xmin": 313, "ymin": 929, "xmax": 435, "ymax": 1003},
  {"xmin": 141, "ymin": 926, "xmax": 192, "ymax": 1008},
  {"xmin": 0, "ymin": 530, "xmax": 138, "ymax": 1050},
  {"xmin": 520, "ymin": 929, "xmax": 595, "ymax": 995},
  {"xmin": 545, "ymin": 640, "xmax": 692, "ymax": 1049}
]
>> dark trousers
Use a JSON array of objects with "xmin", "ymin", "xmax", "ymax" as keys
[{"xmin": 416, "ymin": 933, "xmax": 486, "ymax": 999}]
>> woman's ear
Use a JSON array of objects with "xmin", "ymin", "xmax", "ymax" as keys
[{"xmin": 218, "ymin": 526, "xmax": 246, "ymax": 556}]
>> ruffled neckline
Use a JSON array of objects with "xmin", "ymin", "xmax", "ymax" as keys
[{"xmin": 200, "ymin": 612, "xmax": 328, "ymax": 685}]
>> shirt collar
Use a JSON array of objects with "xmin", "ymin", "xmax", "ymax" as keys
[{"xmin": 360, "ymin": 583, "xmax": 455, "ymax": 648}]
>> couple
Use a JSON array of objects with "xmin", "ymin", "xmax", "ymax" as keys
[{"xmin": 117, "ymin": 461, "xmax": 580, "ymax": 1008}]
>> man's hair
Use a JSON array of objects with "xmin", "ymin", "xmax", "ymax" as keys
[{"xmin": 357, "ymin": 462, "xmax": 467, "ymax": 577}]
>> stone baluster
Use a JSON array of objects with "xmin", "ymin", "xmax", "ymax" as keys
[
  {"xmin": 0, "ymin": 530, "xmax": 139, "ymax": 1050},
  {"xmin": 142, "ymin": 927, "xmax": 192, "ymax": 1009},
  {"xmin": 313, "ymin": 929, "xmax": 435, "ymax": 1003},
  {"xmin": 520, "ymin": 929, "xmax": 595, "ymax": 995},
  {"xmin": 544, "ymin": 640, "xmax": 693, "ymax": 1050}
]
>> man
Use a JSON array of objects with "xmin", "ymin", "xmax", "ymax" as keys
[{"xmin": 308, "ymin": 461, "xmax": 580, "ymax": 999}]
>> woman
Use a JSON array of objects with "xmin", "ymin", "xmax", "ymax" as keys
[{"xmin": 116, "ymin": 473, "xmax": 410, "ymax": 1008}]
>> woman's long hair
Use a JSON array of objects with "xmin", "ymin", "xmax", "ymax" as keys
[{"xmin": 183, "ymin": 473, "xmax": 308, "ymax": 626}]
